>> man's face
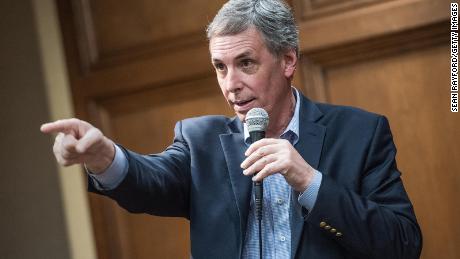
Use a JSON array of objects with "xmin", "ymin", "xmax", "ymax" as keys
[{"xmin": 209, "ymin": 27, "xmax": 296, "ymax": 122}]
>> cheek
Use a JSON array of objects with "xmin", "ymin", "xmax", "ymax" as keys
[
  {"xmin": 217, "ymin": 78, "xmax": 225, "ymax": 93},
  {"xmin": 217, "ymin": 80, "xmax": 231, "ymax": 102}
]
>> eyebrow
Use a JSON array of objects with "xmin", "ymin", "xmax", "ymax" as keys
[
  {"xmin": 211, "ymin": 51, "xmax": 254, "ymax": 64},
  {"xmin": 235, "ymin": 51, "xmax": 253, "ymax": 60}
]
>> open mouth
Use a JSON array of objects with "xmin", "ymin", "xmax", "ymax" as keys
[{"xmin": 232, "ymin": 98, "xmax": 256, "ymax": 111}]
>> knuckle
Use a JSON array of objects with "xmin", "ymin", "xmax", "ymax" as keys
[
  {"xmin": 56, "ymin": 156, "xmax": 65, "ymax": 165},
  {"xmin": 256, "ymin": 161, "xmax": 264, "ymax": 171},
  {"xmin": 62, "ymin": 160, "xmax": 72, "ymax": 166},
  {"xmin": 53, "ymin": 147, "xmax": 60, "ymax": 157},
  {"xmin": 258, "ymin": 147, "xmax": 265, "ymax": 156},
  {"xmin": 264, "ymin": 164, "xmax": 272, "ymax": 172},
  {"xmin": 281, "ymin": 161, "xmax": 290, "ymax": 169},
  {"xmin": 62, "ymin": 141, "xmax": 73, "ymax": 150},
  {"xmin": 94, "ymin": 127, "xmax": 102, "ymax": 135},
  {"xmin": 70, "ymin": 118, "xmax": 79, "ymax": 124},
  {"xmin": 61, "ymin": 151, "xmax": 72, "ymax": 160},
  {"xmin": 53, "ymin": 142, "xmax": 59, "ymax": 153},
  {"xmin": 280, "ymin": 159, "xmax": 287, "ymax": 166}
]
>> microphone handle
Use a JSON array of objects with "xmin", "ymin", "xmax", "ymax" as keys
[
  {"xmin": 249, "ymin": 130, "xmax": 265, "ymax": 221},
  {"xmin": 254, "ymin": 181, "xmax": 263, "ymax": 220}
]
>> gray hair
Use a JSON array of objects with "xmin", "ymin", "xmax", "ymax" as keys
[{"xmin": 206, "ymin": 0, "xmax": 299, "ymax": 57}]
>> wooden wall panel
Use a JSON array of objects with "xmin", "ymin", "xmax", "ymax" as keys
[
  {"xmin": 323, "ymin": 45, "xmax": 459, "ymax": 259},
  {"xmin": 87, "ymin": 77, "xmax": 232, "ymax": 259},
  {"xmin": 55, "ymin": 0, "xmax": 457, "ymax": 258},
  {"xmin": 295, "ymin": 0, "xmax": 448, "ymax": 54},
  {"xmin": 296, "ymin": 1, "xmax": 458, "ymax": 258},
  {"xmin": 56, "ymin": 0, "xmax": 230, "ymax": 257},
  {"xmin": 296, "ymin": 0, "xmax": 389, "ymax": 20},
  {"xmin": 70, "ymin": 0, "xmax": 226, "ymax": 69}
]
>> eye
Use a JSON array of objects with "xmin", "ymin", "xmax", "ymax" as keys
[
  {"xmin": 214, "ymin": 63, "xmax": 226, "ymax": 72},
  {"xmin": 239, "ymin": 59, "xmax": 257, "ymax": 73},
  {"xmin": 241, "ymin": 59, "xmax": 253, "ymax": 68}
]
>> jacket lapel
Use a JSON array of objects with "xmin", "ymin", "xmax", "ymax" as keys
[
  {"xmin": 291, "ymin": 94, "xmax": 326, "ymax": 259},
  {"xmin": 219, "ymin": 117, "xmax": 252, "ymax": 258},
  {"xmin": 218, "ymin": 95, "xmax": 326, "ymax": 259}
]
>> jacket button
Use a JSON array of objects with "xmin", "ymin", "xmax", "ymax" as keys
[
  {"xmin": 330, "ymin": 228, "xmax": 337, "ymax": 233},
  {"xmin": 319, "ymin": 221, "xmax": 327, "ymax": 228},
  {"xmin": 336, "ymin": 232, "xmax": 343, "ymax": 237},
  {"xmin": 324, "ymin": 225, "xmax": 331, "ymax": 230}
]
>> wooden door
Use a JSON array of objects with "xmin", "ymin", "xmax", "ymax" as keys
[{"xmin": 56, "ymin": 0, "xmax": 458, "ymax": 258}]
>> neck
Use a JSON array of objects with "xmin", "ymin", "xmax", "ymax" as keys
[{"xmin": 266, "ymin": 90, "xmax": 296, "ymax": 138}]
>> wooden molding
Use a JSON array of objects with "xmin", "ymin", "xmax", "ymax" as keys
[
  {"xmin": 298, "ymin": 0, "xmax": 451, "ymax": 53},
  {"xmin": 305, "ymin": 21, "xmax": 449, "ymax": 67},
  {"xmin": 299, "ymin": 21, "xmax": 449, "ymax": 102},
  {"xmin": 296, "ymin": 0, "xmax": 450, "ymax": 102},
  {"xmin": 294, "ymin": 0, "xmax": 389, "ymax": 20},
  {"xmin": 69, "ymin": 0, "xmax": 215, "ymax": 72}
]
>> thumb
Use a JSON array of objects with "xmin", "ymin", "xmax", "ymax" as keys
[{"xmin": 75, "ymin": 127, "xmax": 104, "ymax": 153}]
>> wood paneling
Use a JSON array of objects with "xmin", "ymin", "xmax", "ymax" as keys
[
  {"xmin": 324, "ymin": 45, "xmax": 459, "ymax": 258},
  {"xmin": 55, "ymin": 0, "xmax": 457, "ymax": 258},
  {"xmin": 56, "ymin": 0, "xmax": 231, "ymax": 258},
  {"xmin": 88, "ymin": 77, "xmax": 232, "ymax": 259},
  {"xmin": 295, "ymin": 0, "xmax": 448, "ymax": 53},
  {"xmin": 296, "ymin": 0, "xmax": 388, "ymax": 20},
  {"xmin": 297, "ymin": 1, "xmax": 459, "ymax": 258},
  {"xmin": 70, "ymin": 0, "xmax": 226, "ymax": 70}
]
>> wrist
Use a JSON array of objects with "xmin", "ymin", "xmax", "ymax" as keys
[
  {"xmin": 86, "ymin": 138, "xmax": 115, "ymax": 174},
  {"xmin": 293, "ymin": 166, "xmax": 314, "ymax": 192}
]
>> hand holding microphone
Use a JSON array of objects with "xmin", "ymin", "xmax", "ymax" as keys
[{"xmin": 241, "ymin": 108, "xmax": 315, "ymax": 193}]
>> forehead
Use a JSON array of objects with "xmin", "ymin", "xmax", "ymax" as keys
[{"xmin": 209, "ymin": 28, "xmax": 268, "ymax": 60}]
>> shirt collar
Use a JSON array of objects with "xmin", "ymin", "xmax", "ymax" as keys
[{"xmin": 243, "ymin": 87, "xmax": 300, "ymax": 145}]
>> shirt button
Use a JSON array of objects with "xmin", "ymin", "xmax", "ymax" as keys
[
  {"xmin": 276, "ymin": 198, "xmax": 284, "ymax": 205},
  {"xmin": 280, "ymin": 235, "xmax": 286, "ymax": 242}
]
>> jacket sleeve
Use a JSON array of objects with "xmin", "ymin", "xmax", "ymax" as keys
[
  {"xmin": 306, "ymin": 116, "xmax": 422, "ymax": 259},
  {"xmin": 88, "ymin": 120, "xmax": 191, "ymax": 219}
]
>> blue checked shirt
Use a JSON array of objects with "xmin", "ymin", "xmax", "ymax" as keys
[
  {"xmin": 241, "ymin": 88, "xmax": 322, "ymax": 259},
  {"xmin": 89, "ymin": 88, "xmax": 322, "ymax": 259}
]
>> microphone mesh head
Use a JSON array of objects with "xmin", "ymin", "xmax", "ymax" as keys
[{"xmin": 246, "ymin": 108, "xmax": 269, "ymax": 133}]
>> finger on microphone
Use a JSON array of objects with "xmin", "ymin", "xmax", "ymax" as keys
[
  {"xmin": 245, "ymin": 140, "xmax": 264, "ymax": 156},
  {"xmin": 244, "ymin": 138, "xmax": 278, "ymax": 156}
]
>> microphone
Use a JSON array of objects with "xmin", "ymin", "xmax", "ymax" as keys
[{"xmin": 246, "ymin": 108, "xmax": 269, "ymax": 221}]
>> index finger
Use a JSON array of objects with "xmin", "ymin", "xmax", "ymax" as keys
[
  {"xmin": 40, "ymin": 118, "xmax": 80, "ymax": 135},
  {"xmin": 245, "ymin": 138, "xmax": 279, "ymax": 156}
]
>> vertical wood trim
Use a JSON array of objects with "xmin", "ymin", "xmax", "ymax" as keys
[
  {"xmin": 32, "ymin": 0, "xmax": 97, "ymax": 258},
  {"xmin": 69, "ymin": 0, "xmax": 98, "ymax": 73}
]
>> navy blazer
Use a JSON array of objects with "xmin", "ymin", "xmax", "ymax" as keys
[{"xmin": 89, "ymin": 94, "xmax": 422, "ymax": 259}]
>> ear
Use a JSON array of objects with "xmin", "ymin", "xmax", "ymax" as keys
[{"xmin": 282, "ymin": 49, "xmax": 297, "ymax": 79}]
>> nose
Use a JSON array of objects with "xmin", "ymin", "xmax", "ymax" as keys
[{"xmin": 224, "ymin": 67, "xmax": 243, "ymax": 93}]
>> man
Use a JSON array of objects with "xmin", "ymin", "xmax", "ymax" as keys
[{"xmin": 41, "ymin": 0, "xmax": 422, "ymax": 258}]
